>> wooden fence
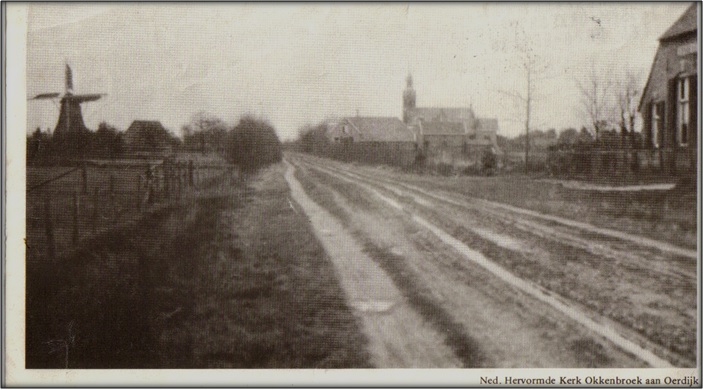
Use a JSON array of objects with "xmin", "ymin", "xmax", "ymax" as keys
[
  {"xmin": 546, "ymin": 148, "xmax": 697, "ymax": 183},
  {"xmin": 26, "ymin": 158, "xmax": 238, "ymax": 262}
]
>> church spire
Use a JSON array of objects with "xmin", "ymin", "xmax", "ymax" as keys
[{"xmin": 403, "ymin": 73, "xmax": 416, "ymax": 123}]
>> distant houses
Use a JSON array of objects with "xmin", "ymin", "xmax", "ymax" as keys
[
  {"xmin": 639, "ymin": 3, "xmax": 697, "ymax": 171},
  {"xmin": 124, "ymin": 120, "xmax": 176, "ymax": 156}
]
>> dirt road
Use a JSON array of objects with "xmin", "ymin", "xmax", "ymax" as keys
[{"xmin": 285, "ymin": 153, "xmax": 697, "ymax": 368}]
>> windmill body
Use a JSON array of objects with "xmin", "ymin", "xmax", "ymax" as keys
[{"xmin": 32, "ymin": 64, "xmax": 105, "ymax": 137}]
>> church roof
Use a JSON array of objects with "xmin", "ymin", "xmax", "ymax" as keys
[
  {"xmin": 660, "ymin": 3, "xmax": 697, "ymax": 41},
  {"xmin": 344, "ymin": 117, "xmax": 415, "ymax": 142},
  {"xmin": 421, "ymin": 121, "xmax": 465, "ymax": 136},
  {"xmin": 407, "ymin": 107, "xmax": 475, "ymax": 122},
  {"xmin": 475, "ymin": 118, "xmax": 499, "ymax": 133}
]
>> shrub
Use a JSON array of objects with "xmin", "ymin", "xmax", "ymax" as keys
[
  {"xmin": 225, "ymin": 116, "xmax": 282, "ymax": 172},
  {"xmin": 481, "ymin": 148, "xmax": 497, "ymax": 176}
]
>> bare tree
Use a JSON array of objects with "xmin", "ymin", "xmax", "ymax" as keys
[
  {"xmin": 499, "ymin": 22, "xmax": 548, "ymax": 172},
  {"xmin": 616, "ymin": 69, "xmax": 642, "ymax": 148},
  {"xmin": 576, "ymin": 63, "xmax": 614, "ymax": 143},
  {"xmin": 182, "ymin": 111, "xmax": 228, "ymax": 154}
]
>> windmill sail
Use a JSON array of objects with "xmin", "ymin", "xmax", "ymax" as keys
[
  {"xmin": 31, "ymin": 92, "xmax": 61, "ymax": 100},
  {"xmin": 64, "ymin": 94, "xmax": 105, "ymax": 103},
  {"xmin": 65, "ymin": 64, "xmax": 74, "ymax": 94}
]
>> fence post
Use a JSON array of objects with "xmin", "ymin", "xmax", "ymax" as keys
[
  {"xmin": 109, "ymin": 175, "xmax": 117, "ymax": 223},
  {"xmin": 164, "ymin": 164, "xmax": 171, "ymax": 199},
  {"xmin": 44, "ymin": 194, "xmax": 55, "ymax": 261},
  {"xmin": 72, "ymin": 191, "xmax": 79, "ymax": 245},
  {"xmin": 81, "ymin": 163, "xmax": 88, "ymax": 194},
  {"xmin": 92, "ymin": 187, "xmax": 99, "ymax": 233},
  {"xmin": 177, "ymin": 163, "xmax": 182, "ymax": 201},
  {"xmin": 188, "ymin": 160, "xmax": 194, "ymax": 188},
  {"xmin": 137, "ymin": 174, "xmax": 142, "ymax": 211},
  {"xmin": 182, "ymin": 163, "xmax": 188, "ymax": 191}
]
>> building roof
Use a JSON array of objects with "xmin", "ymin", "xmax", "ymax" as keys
[
  {"xmin": 475, "ymin": 118, "xmax": 499, "ymax": 133},
  {"xmin": 407, "ymin": 107, "xmax": 476, "ymax": 122},
  {"xmin": 126, "ymin": 120, "xmax": 167, "ymax": 133},
  {"xmin": 421, "ymin": 121, "xmax": 465, "ymax": 136},
  {"xmin": 125, "ymin": 120, "xmax": 174, "ymax": 148},
  {"xmin": 660, "ymin": 3, "xmax": 698, "ymax": 41},
  {"xmin": 344, "ymin": 117, "xmax": 415, "ymax": 142}
]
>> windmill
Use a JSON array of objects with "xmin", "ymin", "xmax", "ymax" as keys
[{"xmin": 31, "ymin": 64, "xmax": 106, "ymax": 137}]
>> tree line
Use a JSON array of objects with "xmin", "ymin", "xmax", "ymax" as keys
[
  {"xmin": 28, "ymin": 112, "xmax": 282, "ymax": 172},
  {"xmin": 27, "ymin": 122, "xmax": 147, "ymax": 165}
]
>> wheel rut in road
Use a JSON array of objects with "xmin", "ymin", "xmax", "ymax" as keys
[
  {"xmin": 283, "ymin": 161, "xmax": 462, "ymax": 368},
  {"xmin": 297, "ymin": 157, "xmax": 675, "ymax": 368},
  {"xmin": 327, "ymin": 158, "xmax": 696, "ymax": 260}
]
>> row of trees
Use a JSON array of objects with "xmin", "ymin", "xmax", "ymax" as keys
[
  {"xmin": 28, "ymin": 112, "xmax": 283, "ymax": 172},
  {"xmin": 27, "ymin": 122, "xmax": 145, "ymax": 165},
  {"xmin": 501, "ymin": 22, "xmax": 644, "ymax": 171},
  {"xmin": 181, "ymin": 112, "xmax": 282, "ymax": 172}
]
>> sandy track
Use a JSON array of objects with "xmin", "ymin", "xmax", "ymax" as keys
[
  {"xmin": 313, "ymin": 156, "xmax": 696, "ymax": 260},
  {"xmin": 290, "ymin": 154, "xmax": 696, "ymax": 367},
  {"xmin": 283, "ymin": 161, "xmax": 461, "ymax": 368}
]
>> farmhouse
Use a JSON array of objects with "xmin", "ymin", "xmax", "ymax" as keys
[
  {"xmin": 326, "ymin": 116, "xmax": 417, "ymax": 166},
  {"xmin": 124, "ymin": 120, "xmax": 175, "ymax": 156},
  {"xmin": 402, "ymin": 74, "xmax": 500, "ymax": 164},
  {"xmin": 639, "ymin": 3, "xmax": 697, "ymax": 171}
]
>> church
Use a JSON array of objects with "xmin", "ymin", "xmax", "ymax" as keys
[
  {"xmin": 403, "ymin": 74, "xmax": 500, "ymax": 166},
  {"xmin": 325, "ymin": 73, "xmax": 500, "ymax": 168}
]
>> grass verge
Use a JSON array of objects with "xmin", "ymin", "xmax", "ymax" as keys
[{"xmin": 26, "ymin": 165, "xmax": 371, "ymax": 368}]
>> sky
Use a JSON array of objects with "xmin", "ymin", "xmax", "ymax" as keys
[{"xmin": 26, "ymin": 2, "xmax": 694, "ymax": 140}]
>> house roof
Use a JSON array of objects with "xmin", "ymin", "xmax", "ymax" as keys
[
  {"xmin": 660, "ymin": 3, "xmax": 698, "ymax": 41},
  {"xmin": 125, "ymin": 120, "xmax": 173, "ymax": 146},
  {"xmin": 421, "ymin": 121, "xmax": 465, "ymax": 135},
  {"xmin": 344, "ymin": 117, "xmax": 415, "ymax": 142},
  {"xmin": 639, "ymin": 4, "xmax": 697, "ymax": 111},
  {"xmin": 126, "ymin": 120, "xmax": 167, "ymax": 134},
  {"xmin": 407, "ymin": 107, "xmax": 476, "ymax": 122}
]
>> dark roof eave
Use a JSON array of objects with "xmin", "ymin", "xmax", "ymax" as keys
[{"xmin": 659, "ymin": 30, "xmax": 697, "ymax": 42}]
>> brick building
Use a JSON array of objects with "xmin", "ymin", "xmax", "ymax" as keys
[
  {"xmin": 639, "ymin": 3, "xmax": 698, "ymax": 171},
  {"xmin": 402, "ymin": 74, "xmax": 500, "ymax": 165},
  {"xmin": 326, "ymin": 116, "xmax": 418, "ymax": 166}
]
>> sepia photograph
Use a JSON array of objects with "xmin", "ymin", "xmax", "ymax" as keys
[{"xmin": 4, "ymin": 1, "xmax": 701, "ymax": 386}]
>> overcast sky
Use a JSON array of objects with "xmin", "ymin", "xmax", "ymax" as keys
[{"xmin": 26, "ymin": 2, "xmax": 693, "ymax": 140}]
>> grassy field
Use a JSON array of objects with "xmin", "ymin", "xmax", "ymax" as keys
[
  {"xmin": 26, "ymin": 163, "xmax": 370, "ymax": 368},
  {"xmin": 26, "ymin": 154, "xmax": 234, "ymax": 260}
]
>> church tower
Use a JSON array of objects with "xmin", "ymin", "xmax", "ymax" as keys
[{"xmin": 402, "ymin": 73, "xmax": 416, "ymax": 124}]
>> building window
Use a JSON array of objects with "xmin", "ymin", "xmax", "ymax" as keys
[
  {"xmin": 651, "ymin": 102, "xmax": 663, "ymax": 148},
  {"xmin": 677, "ymin": 77, "xmax": 691, "ymax": 146},
  {"xmin": 343, "ymin": 125, "xmax": 349, "ymax": 134}
]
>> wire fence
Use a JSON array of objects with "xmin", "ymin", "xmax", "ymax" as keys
[{"xmin": 26, "ymin": 158, "xmax": 238, "ymax": 263}]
